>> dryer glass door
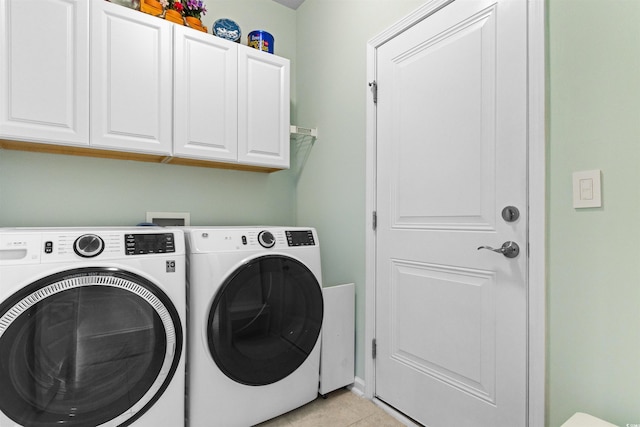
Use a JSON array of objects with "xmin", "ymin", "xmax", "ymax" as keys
[
  {"xmin": 0, "ymin": 268, "xmax": 182, "ymax": 427},
  {"xmin": 208, "ymin": 255, "xmax": 323, "ymax": 385}
]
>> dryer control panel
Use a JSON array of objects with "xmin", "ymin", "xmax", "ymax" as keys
[
  {"xmin": 187, "ymin": 227, "xmax": 318, "ymax": 253},
  {"xmin": 286, "ymin": 230, "xmax": 315, "ymax": 246}
]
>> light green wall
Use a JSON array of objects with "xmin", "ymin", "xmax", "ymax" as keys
[
  {"xmin": 548, "ymin": 0, "xmax": 640, "ymax": 425},
  {"xmin": 0, "ymin": 150, "xmax": 295, "ymax": 226},
  {"xmin": 293, "ymin": 0, "xmax": 423, "ymax": 380}
]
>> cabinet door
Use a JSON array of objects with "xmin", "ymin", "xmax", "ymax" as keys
[
  {"xmin": 0, "ymin": 0, "xmax": 89, "ymax": 146},
  {"xmin": 237, "ymin": 46, "xmax": 290, "ymax": 169},
  {"xmin": 173, "ymin": 26, "xmax": 237, "ymax": 161},
  {"xmin": 91, "ymin": 1, "xmax": 172, "ymax": 155}
]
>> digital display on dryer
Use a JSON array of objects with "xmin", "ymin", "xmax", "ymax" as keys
[
  {"xmin": 125, "ymin": 233, "xmax": 175, "ymax": 255},
  {"xmin": 285, "ymin": 230, "xmax": 315, "ymax": 246}
]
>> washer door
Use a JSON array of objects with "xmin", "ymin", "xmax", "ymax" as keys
[
  {"xmin": 208, "ymin": 255, "xmax": 323, "ymax": 386},
  {"xmin": 0, "ymin": 268, "xmax": 183, "ymax": 427}
]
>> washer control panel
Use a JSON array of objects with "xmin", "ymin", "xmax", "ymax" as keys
[{"xmin": 0, "ymin": 228, "xmax": 184, "ymax": 265}]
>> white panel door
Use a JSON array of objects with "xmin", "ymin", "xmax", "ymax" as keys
[
  {"xmin": 173, "ymin": 26, "xmax": 238, "ymax": 161},
  {"xmin": 91, "ymin": 1, "xmax": 172, "ymax": 155},
  {"xmin": 237, "ymin": 46, "xmax": 290, "ymax": 169},
  {"xmin": 0, "ymin": 0, "xmax": 89, "ymax": 145},
  {"xmin": 375, "ymin": 0, "xmax": 528, "ymax": 425}
]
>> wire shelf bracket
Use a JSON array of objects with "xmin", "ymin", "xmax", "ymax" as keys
[{"xmin": 290, "ymin": 125, "xmax": 318, "ymax": 181}]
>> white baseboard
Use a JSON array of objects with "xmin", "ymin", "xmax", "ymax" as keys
[
  {"xmin": 347, "ymin": 377, "xmax": 420, "ymax": 427},
  {"xmin": 347, "ymin": 376, "xmax": 365, "ymax": 397}
]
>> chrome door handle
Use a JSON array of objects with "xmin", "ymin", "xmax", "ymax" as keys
[{"xmin": 477, "ymin": 241, "xmax": 520, "ymax": 258}]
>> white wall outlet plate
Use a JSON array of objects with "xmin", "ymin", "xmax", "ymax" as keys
[{"xmin": 572, "ymin": 170, "xmax": 601, "ymax": 208}]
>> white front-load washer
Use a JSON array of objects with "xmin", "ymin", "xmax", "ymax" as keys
[
  {"xmin": 0, "ymin": 227, "xmax": 186, "ymax": 427},
  {"xmin": 184, "ymin": 227, "xmax": 324, "ymax": 427}
]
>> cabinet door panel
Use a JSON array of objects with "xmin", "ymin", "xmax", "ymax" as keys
[
  {"xmin": 0, "ymin": 0, "xmax": 89, "ymax": 145},
  {"xmin": 238, "ymin": 47, "xmax": 290, "ymax": 169},
  {"xmin": 173, "ymin": 26, "xmax": 238, "ymax": 161},
  {"xmin": 91, "ymin": 1, "xmax": 172, "ymax": 155}
]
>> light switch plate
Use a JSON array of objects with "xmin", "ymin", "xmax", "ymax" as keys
[{"xmin": 572, "ymin": 170, "xmax": 601, "ymax": 208}]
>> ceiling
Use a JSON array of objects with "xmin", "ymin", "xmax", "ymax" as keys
[{"xmin": 272, "ymin": 0, "xmax": 305, "ymax": 10}]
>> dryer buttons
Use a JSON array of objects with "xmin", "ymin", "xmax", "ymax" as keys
[
  {"xmin": 74, "ymin": 234, "xmax": 105, "ymax": 258},
  {"xmin": 258, "ymin": 231, "xmax": 275, "ymax": 248}
]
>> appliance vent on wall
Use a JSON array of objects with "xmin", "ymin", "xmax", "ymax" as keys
[{"xmin": 146, "ymin": 211, "xmax": 190, "ymax": 226}]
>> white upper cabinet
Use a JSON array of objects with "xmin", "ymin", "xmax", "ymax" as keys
[
  {"xmin": 0, "ymin": 1, "xmax": 290, "ymax": 170},
  {"xmin": 0, "ymin": 0, "xmax": 89, "ymax": 146},
  {"xmin": 173, "ymin": 26, "xmax": 238, "ymax": 162},
  {"xmin": 174, "ymin": 32, "xmax": 290, "ymax": 169},
  {"xmin": 91, "ymin": 0, "xmax": 173, "ymax": 155},
  {"xmin": 238, "ymin": 46, "xmax": 290, "ymax": 169}
]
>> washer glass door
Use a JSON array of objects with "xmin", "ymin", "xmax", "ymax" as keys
[
  {"xmin": 208, "ymin": 255, "xmax": 323, "ymax": 385},
  {"xmin": 0, "ymin": 268, "xmax": 182, "ymax": 427}
]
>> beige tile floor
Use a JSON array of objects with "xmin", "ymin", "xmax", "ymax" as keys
[{"xmin": 255, "ymin": 388, "xmax": 407, "ymax": 427}]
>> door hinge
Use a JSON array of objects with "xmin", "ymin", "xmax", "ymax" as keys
[
  {"xmin": 369, "ymin": 80, "xmax": 377, "ymax": 104},
  {"xmin": 372, "ymin": 338, "xmax": 377, "ymax": 359},
  {"xmin": 372, "ymin": 211, "xmax": 377, "ymax": 231}
]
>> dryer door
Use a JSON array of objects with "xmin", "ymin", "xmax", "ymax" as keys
[
  {"xmin": 208, "ymin": 255, "xmax": 323, "ymax": 385},
  {"xmin": 0, "ymin": 268, "xmax": 183, "ymax": 427}
]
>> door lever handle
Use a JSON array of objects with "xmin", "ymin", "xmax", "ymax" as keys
[{"xmin": 477, "ymin": 241, "xmax": 520, "ymax": 258}]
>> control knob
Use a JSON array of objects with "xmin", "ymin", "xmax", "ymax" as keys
[
  {"xmin": 258, "ymin": 231, "xmax": 276, "ymax": 248},
  {"xmin": 74, "ymin": 234, "xmax": 105, "ymax": 258}
]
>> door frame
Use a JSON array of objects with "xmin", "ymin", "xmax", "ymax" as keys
[{"xmin": 364, "ymin": 0, "xmax": 546, "ymax": 425}]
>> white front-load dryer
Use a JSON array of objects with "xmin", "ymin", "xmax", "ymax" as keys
[
  {"xmin": 184, "ymin": 227, "xmax": 324, "ymax": 427},
  {"xmin": 0, "ymin": 227, "xmax": 186, "ymax": 427}
]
